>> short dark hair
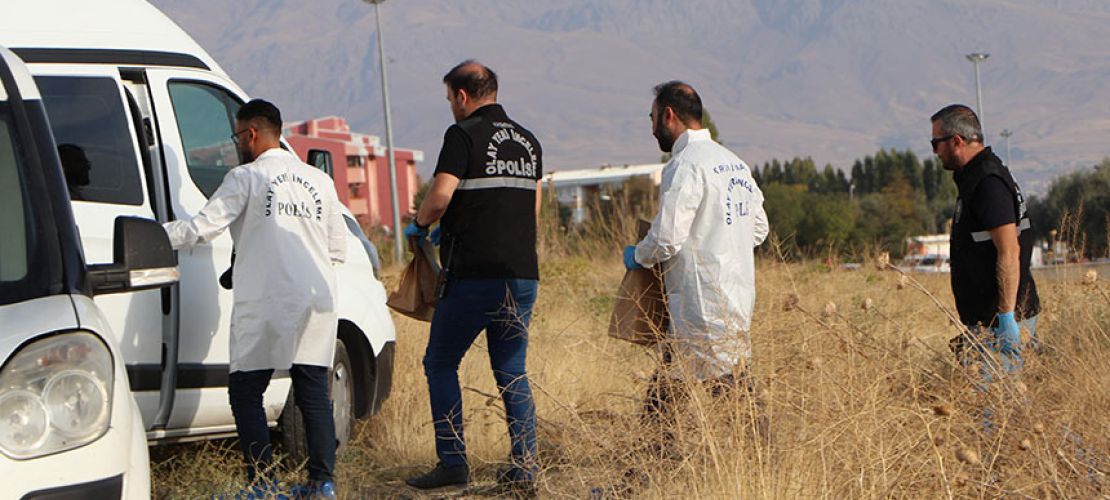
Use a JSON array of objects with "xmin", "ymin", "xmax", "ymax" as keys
[
  {"xmin": 442, "ymin": 60, "xmax": 498, "ymax": 100},
  {"xmin": 236, "ymin": 98, "xmax": 282, "ymax": 134},
  {"xmin": 653, "ymin": 81, "xmax": 703, "ymax": 125},
  {"xmin": 931, "ymin": 104, "xmax": 983, "ymax": 143}
]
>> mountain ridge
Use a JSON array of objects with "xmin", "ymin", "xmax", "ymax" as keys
[{"xmin": 150, "ymin": 0, "xmax": 1110, "ymax": 191}]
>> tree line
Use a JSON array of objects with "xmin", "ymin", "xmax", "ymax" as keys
[
  {"xmin": 751, "ymin": 149, "xmax": 956, "ymax": 255},
  {"xmin": 752, "ymin": 151, "xmax": 1110, "ymax": 259},
  {"xmin": 1027, "ymin": 158, "xmax": 1110, "ymax": 259}
]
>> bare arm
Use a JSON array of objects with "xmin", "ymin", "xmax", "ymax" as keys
[
  {"xmin": 415, "ymin": 173, "xmax": 460, "ymax": 227},
  {"xmin": 990, "ymin": 222, "xmax": 1021, "ymax": 313},
  {"xmin": 535, "ymin": 180, "xmax": 542, "ymax": 221}
]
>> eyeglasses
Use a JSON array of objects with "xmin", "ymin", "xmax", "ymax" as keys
[
  {"xmin": 230, "ymin": 128, "xmax": 250, "ymax": 145},
  {"xmin": 930, "ymin": 134, "xmax": 956, "ymax": 151}
]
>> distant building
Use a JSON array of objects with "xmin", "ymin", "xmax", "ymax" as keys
[
  {"xmin": 545, "ymin": 163, "xmax": 664, "ymax": 224},
  {"xmin": 284, "ymin": 116, "xmax": 423, "ymax": 231},
  {"xmin": 903, "ymin": 234, "xmax": 950, "ymax": 272},
  {"xmin": 904, "ymin": 234, "xmax": 950, "ymax": 258}
]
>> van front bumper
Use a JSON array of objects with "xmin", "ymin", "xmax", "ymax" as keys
[{"xmin": 20, "ymin": 474, "xmax": 122, "ymax": 499}]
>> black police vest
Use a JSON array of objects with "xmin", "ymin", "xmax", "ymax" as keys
[
  {"xmin": 949, "ymin": 148, "xmax": 1040, "ymax": 326},
  {"xmin": 439, "ymin": 104, "xmax": 541, "ymax": 280}
]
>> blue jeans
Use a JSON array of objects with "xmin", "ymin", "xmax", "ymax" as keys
[
  {"xmin": 422, "ymin": 278, "xmax": 539, "ymax": 477},
  {"xmin": 228, "ymin": 364, "xmax": 337, "ymax": 482}
]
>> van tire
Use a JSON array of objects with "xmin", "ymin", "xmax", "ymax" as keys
[{"xmin": 277, "ymin": 339, "xmax": 356, "ymax": 465}]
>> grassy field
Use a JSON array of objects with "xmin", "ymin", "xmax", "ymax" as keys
[{"xmin": 150, "ymin": 245, "xmax": 1110, "ymax": 498}]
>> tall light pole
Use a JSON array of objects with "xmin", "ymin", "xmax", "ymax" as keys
[
  {"xmin": 364, "ymin": 0, "xmax": 404, "ymax": 261},
  {"xmin": 966, "ymin": 52, "xmax": 990, "ymax": 141},
  {"xmin": 999, "ymin": 129, "xmax": 1013, "ymax": 166}
]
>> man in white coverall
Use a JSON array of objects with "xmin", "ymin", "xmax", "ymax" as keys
[
  {"xmin": 625, "ymin": 81, "xmax": 769, "ymax": 416},
  {"xmin": 163, "ymin": 99, "xmax": 346, "ymax": 498}
]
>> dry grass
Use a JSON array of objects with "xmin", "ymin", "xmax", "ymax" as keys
[
  {"xmin": 150, "ymin": 248, "xmax": 1110, "ymax": 498},
  {"xmin": 152, "ymin": 191, "xmax": 1110, "ymax": 499}
]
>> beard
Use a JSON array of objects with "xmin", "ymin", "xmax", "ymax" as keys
[
  {"xmin": 939, "ymin": 152, "xmax": 957, "ymax": 171},
  {"xmin": 653, "ymin": 114, "xmax": 675, "ymax": 153},
  {"xmin": 237, "ymin": 144, "xmax": 255, "ymax": 165},
  {"xmin": 655, "ymin": 131, "xmax": 675, "ymax": 153}
]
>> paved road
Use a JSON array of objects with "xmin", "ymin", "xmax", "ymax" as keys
[{"xmin": 1033, "ymin": 261, "xmax": 1109, "ymax": 282}]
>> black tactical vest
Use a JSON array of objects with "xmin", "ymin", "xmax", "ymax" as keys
[
  {"xmin": 438, "ymin": 104, "xmax": 542, "ymax": 280},
  {"xmin": 949, "ymin": 148, "xmax": 1040, "ymax": 326}
]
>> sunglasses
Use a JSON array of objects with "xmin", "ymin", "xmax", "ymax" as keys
[{"xmin": 930, "ymin": 134, "xmax": 956, "ymax": 150}]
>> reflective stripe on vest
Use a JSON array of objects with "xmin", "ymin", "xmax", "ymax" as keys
[
  {"xmin": 970, "ymin": 217, "xmax": 1031, "ymax": 243},
  {"xmin": 456, "ymin": 177, "xmax": 537, "ymax": 191}
]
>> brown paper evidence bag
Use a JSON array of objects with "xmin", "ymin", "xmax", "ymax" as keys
[
  {"xmin": 608, "ymin": 219, "xmax": 670, "ymax": 346},
  {"xmin": 386, "ymin": 238, "xmax": 442, "ymax": 322}
]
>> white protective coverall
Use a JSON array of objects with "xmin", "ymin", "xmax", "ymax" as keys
[
  {"xmin": 634, "ymin": 128, "xmax": 769, "ymax": 379},
  {"xmin": 164, "ymin": 148, "xmax": 347, "ymax": 373}
]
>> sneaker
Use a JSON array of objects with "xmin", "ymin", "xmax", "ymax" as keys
[
  {"xmin": 212, "ymin": 483, "xmax": 289, "ymax": 500},
  {"xmin": 289, "ymin": 480, "xmax": 336, "ymax": 499},
  {"xmin": 405, "ymin": 462, "xmax": 469, "ymax": 490}
]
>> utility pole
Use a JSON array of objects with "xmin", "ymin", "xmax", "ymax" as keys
[
  {"xmin": 999, "ymin": 129, "xmax": 1013, "ymax": 166},
  {"xmin": 364, "ymin": 0, "xmax": 404, "ymax": 261},
  {"xmin": 966, "ymin": 52, "xmax": 990, "ymax": 141}
]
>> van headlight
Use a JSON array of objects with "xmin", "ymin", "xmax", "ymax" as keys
[{"xmin": 0, "ymin": 332, "xmax": 113, "ymax": 459}]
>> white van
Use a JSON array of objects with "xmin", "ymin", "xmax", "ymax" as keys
[
  {"xmin": 0, "ymin": 46, "xmax": 170, "ymax": 499},
  {"xmin": 0, "ymin": 0, "xmax": 397, "ymax": 463}
]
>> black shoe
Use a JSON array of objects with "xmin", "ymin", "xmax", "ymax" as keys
[
  {"xmin": 496, "ymin": 466, "xmax": 537, "ymax": 499},
  {"xmin": 405, "ymin": 462, "xmax": 469, "ymax": 490}
]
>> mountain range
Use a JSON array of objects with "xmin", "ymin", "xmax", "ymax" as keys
[{"xmin": 150, "ymin": 0, "xmax": 1110, "ymax": 191}]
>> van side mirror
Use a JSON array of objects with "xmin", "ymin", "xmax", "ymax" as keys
[
  {"xmin": 89, "ymin": 216, "xmax": 179, "ymax": 295},
  {"xmin": 308, "ymin": 149, "xmax": 333, "ymax": 178}
]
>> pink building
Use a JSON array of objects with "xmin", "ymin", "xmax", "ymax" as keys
[{"xmin": 284, "ymin": 116, "xmax": 423, "ymax": 231}]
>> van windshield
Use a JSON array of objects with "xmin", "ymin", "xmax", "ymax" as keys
[{"xmin": 0, "ymin": 102, "xmax": 63, "ymax": 306}]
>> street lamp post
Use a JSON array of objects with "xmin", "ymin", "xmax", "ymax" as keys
[
  {"xmin": 364, "ymin": 0, "xmax": 404, "ymax": 262},
  {"xmin": 999, "ymin": 129, "xmax": 1013, "ymax": 166},
  {"xmin": 966, "ymin": 52, "xmax": 990, "ymax": 141}
]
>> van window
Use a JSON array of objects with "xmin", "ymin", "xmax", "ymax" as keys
[
  {"xmin": 35, "ymin": 76, "xmax": 145, "ymax": 205},
  {"xmin": 0, "ymin": 103, "xmax": 63, "ymax": 306},
  {"xmin": 0, "ymin": 109, "xmax": 29, "ymax": 283},
  {"xmin": 167, "ymin": 82, "xmax": 242, "ymax": 198}
]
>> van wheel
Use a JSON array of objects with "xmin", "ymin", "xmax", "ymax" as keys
[{"xmin": 278, "ymin": 339, "xmax": 356, "ymax": 465}]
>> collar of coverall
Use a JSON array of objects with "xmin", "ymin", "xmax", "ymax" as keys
[
  {"xmin": 254, "ymin": 147, "xmax": 293, "ymax": 162},
  {"xmin": 672, "ymin": 127, "xmax": 711, "ymax": 156}
]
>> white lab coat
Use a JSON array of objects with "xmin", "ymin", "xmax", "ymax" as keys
[
  {"xmin": 164, "ymin": 148, "xmax": 347, "ymax": 373},
  {"xmin": 635, "ymin": 129, "xmax": 769, "ymax": 379}
]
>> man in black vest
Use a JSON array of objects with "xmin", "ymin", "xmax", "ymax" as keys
[
  {"xmin": 931, "ymin": 104, "xmax": 1040, "ymax": 380},
  {"xmin": 403, "ymin": 60, "xmax": 542, "ymax": 496}
]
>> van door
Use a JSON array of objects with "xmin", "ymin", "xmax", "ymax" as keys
[
  {"xmin": 143, "ymin": 69, "xmax": 291, "ymax": 432},
  {"xmin": 30, "ymin": 67, "xmax": 164, "ymax": 420}
]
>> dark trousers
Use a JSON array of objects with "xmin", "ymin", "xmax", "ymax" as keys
[
  {"xmin": 228, "ymin": 364, "xmax": 337, "ymax": 483},
  {"xmin": 642, "ymin": 349, "xmax": 768, "ymax": 452},
  {"xmin": 422, "ymin": 278, "xmax": 539, "ymax": 478}
]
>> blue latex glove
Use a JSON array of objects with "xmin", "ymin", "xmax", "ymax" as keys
[
  {"xmin": 991, "ymin": 311, "xmax": 1021, "ymax": 353},
  {"xmin": 429, "ymin": 226, "xmax": 442, "ymax": 246},
  {"xmin": 623, "ymin": 245, "xmax": 645, "ymax": 270},
  {"xmin": 403, "ymin": 221, "xmax": 428, "ymax": 240}
]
